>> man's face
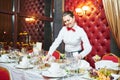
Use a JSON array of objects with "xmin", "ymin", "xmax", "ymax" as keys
[{"xmin": 63, "ymin": 15, "xmax": 75, "ymax": 28}]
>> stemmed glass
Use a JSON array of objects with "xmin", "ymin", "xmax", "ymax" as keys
[
  {"xmin": 8, "ymin": 48, "xmax": 20, "ymax": 63},
  {"xmin": 64, "ymin": 53, "xmax": 81, "ymax": 79}
]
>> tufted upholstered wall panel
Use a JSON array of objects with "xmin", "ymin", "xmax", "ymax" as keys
[
  {"xmin": 65, "ymin": 0, "xmax": 110, "ymax": 67},
  {"xmin": 18, "ymin": 0, "xmax": 45, "ymax": 44}
]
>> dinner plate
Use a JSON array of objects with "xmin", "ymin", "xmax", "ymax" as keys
[
  {"xmin": 15, "ymin": 64, "xmax": 34, "ymax": 69},
  {"xmin": 42, "ymin": 69, "xmax": 67, "ymax": 77}
]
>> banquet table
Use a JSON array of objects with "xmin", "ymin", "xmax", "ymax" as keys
[
  {"xmin": 0, "ymin": 63, "xmax": 44, "ymax": 80},
  {"xmin": 0, "ymin": 60, "xmax": 92, "ymax": 80},
  {"xmin": 1, "ymin": 56, "xmax": 120, "ymax": 80}
]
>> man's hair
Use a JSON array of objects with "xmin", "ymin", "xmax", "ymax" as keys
[{"xmin": 63, "ymin": 11, "xmax": 74, "ymax": 18}]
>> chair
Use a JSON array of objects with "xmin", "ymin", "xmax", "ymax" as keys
[
  {"xmin": 0, "ymin": 67, "xmax": 10, "ymax": 80},
  {"xmin": 102, "ymin": 53, "xmax": 119, "ymax": 63},
  {"xmin": 52, "ymin": 50, "xmax": 61, "ymax": 59}
]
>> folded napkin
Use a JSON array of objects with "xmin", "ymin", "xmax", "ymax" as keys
[
  {"xmin": 0, "ymin": 54, "xmax": 9, "ymax": 62},
  {"xmin": 95, "ymin": 60, "xmax": 119, "ymax": 70},
  {"xmin": 36, "ymin": 42, "xmax": 42, "ymax": 51},
  {"xmin": 79, "ymin": 60, "xmax": 91, "ymax": 69}
]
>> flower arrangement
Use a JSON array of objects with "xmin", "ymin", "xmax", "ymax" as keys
[
  {"xmin": 92, "ymin": 55, "xmax": 101, "ymax": 62},
  {"xmin": 89, "ymin": 68, "xmax": 114, "ymax": 80}
]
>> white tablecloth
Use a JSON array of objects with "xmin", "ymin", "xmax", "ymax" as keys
[
  {"xmin": 0, "ymin": 60, "xmax": 91, "ymax": 80},
  {"xmin": 0, "ymin": 63, "xmax": 44, "ymax": 80}
]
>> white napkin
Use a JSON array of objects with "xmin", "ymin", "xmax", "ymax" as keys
[
  {"xmin": 33, "ymin": 47, "xmax": 39, "ymax": 55},
  {"xmin": 95, "ymin": 60, "xmax": 119, "ymax": 70},
  {"xmin": 111, "ymin": 74, "xmax": 120, "ymax": 80},
  {"xmin": 33, "ymin": 42, "xmax": 42, "ymax": 55},
  {"xmin": 79, "ymin": 60, "xmax": 91, "ymax": 69},
  {"xmin": 0, "ymin": 54, "xmax": 9, "ymax": 61},
  {"xmin": 48, "ymin": 63, "xmax": 61, "ymax": 74},
  {"xmin": 36, "ymin": 42, "xmax": 42, "ymax": 51},
  {"xmin": 19, "ymin": 56, "xmax": 30, "ymax": 67}
]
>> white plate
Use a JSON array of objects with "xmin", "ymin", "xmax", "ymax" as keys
[
  {"xmin": 42, "ymin": 69, "xmax": 67, "ymax": 77},
  {"xmin": 15, "ymin": 65, "xmax": 34, "ymax": 69}
]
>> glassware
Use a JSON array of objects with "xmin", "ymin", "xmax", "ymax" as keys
[{"xmin": 64, "ymin": 52, "xmax": 82, "ymax": 79}]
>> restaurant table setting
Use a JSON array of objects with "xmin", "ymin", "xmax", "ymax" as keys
[
  {"xmin": 0, "ymin": 51, "xmax": 95, "ymax": 80},
  {"xmin": 0, "ymin": 49, "xmax": 120, "ymax": 80},
  {"xmin": 95, "ymin": 60, "xmax": 120, "ymax": 80},
  {"xmin": 0, "ymin": 54, "xmax": 17, "ymax": 63},
  {"xmin": 95, "ymin": 60, "xmax": 119, "ymax": 70},
  {"xmin": 41, "ymin": 63, "xmax": 67, "ymax": 78},
  {"xmin": 15, "ymin": 56, "xmax": 34, "ymax": 69}
]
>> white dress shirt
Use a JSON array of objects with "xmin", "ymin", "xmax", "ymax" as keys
[{"xmin": 48, "ymin": 23, "xmax": 92, "ymax": 58}]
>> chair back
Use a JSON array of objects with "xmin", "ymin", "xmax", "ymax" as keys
[
  {"xmin": 52, "ymin": 50, "xmax": 61, "ymax": 59},
  {"xmin": 102, "ymin": 53, "xmax": 119, "ymax": 63},
  {"xmin": 0, "ymin": 67, "xmax": 10, "ymax": 80}
]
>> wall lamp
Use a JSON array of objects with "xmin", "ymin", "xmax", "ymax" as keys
[
  {"xmin": 25, "ymin": 17, "xmax": 36, "ymax": 22},
  {"xmin": 75, "ymin": 6, "xmax": 90, "ymax": 16}
]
